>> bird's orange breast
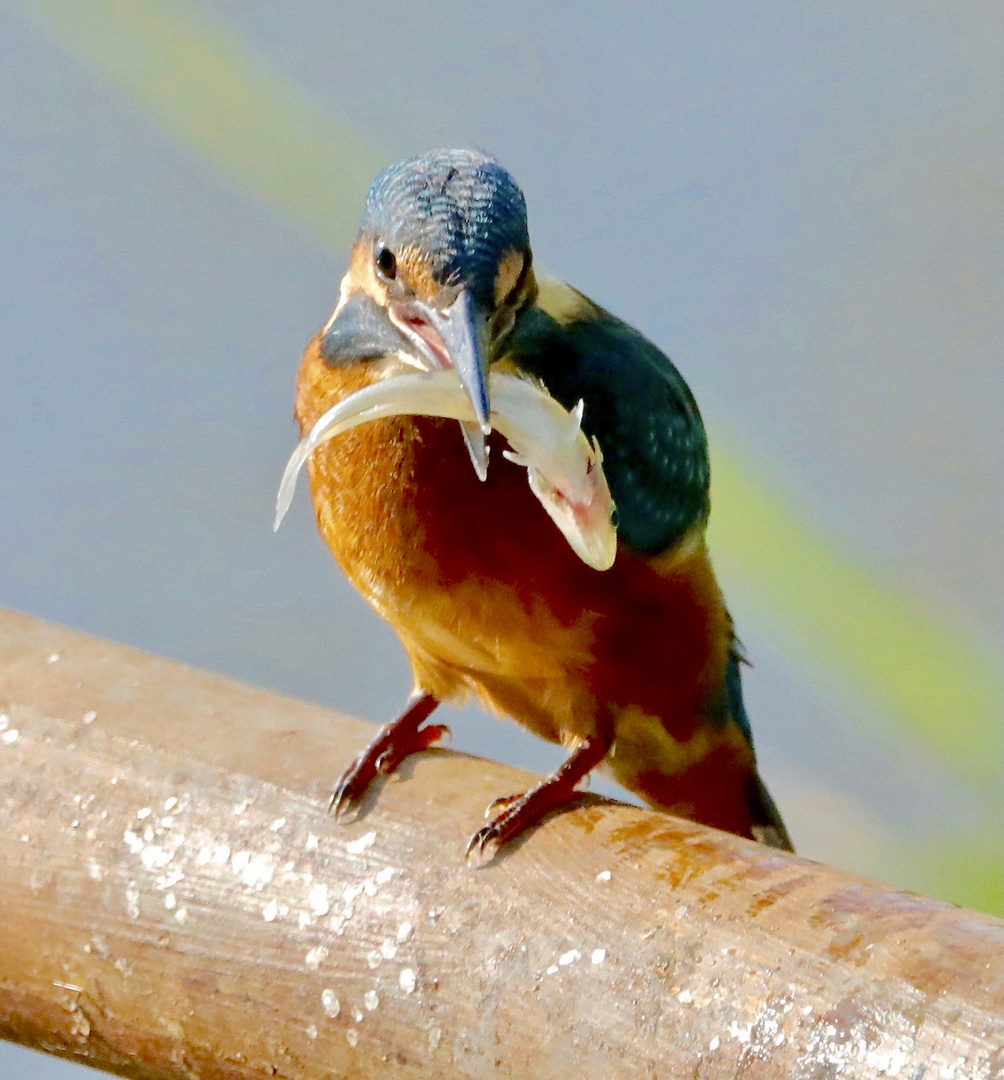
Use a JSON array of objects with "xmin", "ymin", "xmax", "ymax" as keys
[{"xmin": 296, "ymin": 336, "xmax": 745, "ymax": 788}]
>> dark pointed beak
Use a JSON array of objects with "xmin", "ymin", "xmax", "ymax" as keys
[{"xmin": 423, "ymin": 290, "xmax": 491, "ymax": 433}]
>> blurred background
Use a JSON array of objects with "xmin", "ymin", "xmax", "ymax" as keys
[{"xmin": 1, "ymin": 1, "xmax": 1000, "ymax": 1073}]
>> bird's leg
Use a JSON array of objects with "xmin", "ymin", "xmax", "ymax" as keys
[
  {"xmin": 330, "ymin": 693, "xmax": 447, "ymax": 818},
  {"xmin": 466, "ymin": 730, "xmax": 612, "ymax": 861}
]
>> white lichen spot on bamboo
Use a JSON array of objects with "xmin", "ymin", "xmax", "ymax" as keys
[
  {"xmin": 346, "ymin": 830, "xmax": 377, "ymax": 855},
  {"xmin": 728, "ymin": 1020, "xmax": 752, "ymax": 1044},
  {"xmin": 140, "ymin": 845, "xmax": 172, "ymax": 871},
  {"xmin": 68, "ymin": 1009, "xmax": 90, "ymax": 1039},
  {"xmin": 306, "ymin": 945, "xmax": 328, "ymax": 968},
  {"xmin": 309, "ymin": 883, "xmax": 330, "ymax": 916},
  {"xmin": 400, "ymin": 968, "xmax": 417, "ymax": 994},
  {"xmin": 157, "ymin": 868, "xmax": 184, "ymax": 891},
  {"xmin": 321, "ymin": 988, "xmax": 340, "ymax": 1018},
  {"xmin": 239, "ymin": 853, "xmax": 275, "ymax": 889}
]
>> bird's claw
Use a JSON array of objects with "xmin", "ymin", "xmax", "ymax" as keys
[
  {"xmin": 462, "ymin": 734, "xmax": 612, "ymax": 862},
  {"xmin": 328, "ymin": 758, "xmax": 369, "ymax": 820},
  {"xmin": 327, "ymin": 709, "xmax": 449, "ymax": 821},
  {"xmin": 465, "ymin": 792, "xmax": 529, "ymax": 863},
  {"xmin": 484, "ymin": 793, "xmax": 522, "ymax": 818},
  {"xmin": 465, "ymin": 823, "xmax": 502, "ymax": 864}
]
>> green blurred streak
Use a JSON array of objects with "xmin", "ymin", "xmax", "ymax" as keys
[
  {"xmin": 12, "ymin": 0, "xmax": 1002, "ymax": 907},
  {"xmin": 917, "ymin": 833, "xmax": 1004, "ymax": 917},
  {"xmin": 708, "ymin": 448, "xmax": 1003, "ymax": 792},
  {"xmin": 16, "ymin": 0, "xmax": 387, "ymax": 251}
]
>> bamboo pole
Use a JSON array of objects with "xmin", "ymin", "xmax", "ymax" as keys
[{"xmin": 0, "ymin": 607, "xmax": 1001, "ymax": 1079}]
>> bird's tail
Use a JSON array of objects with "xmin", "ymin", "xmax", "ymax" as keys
[
  {"xmin": 747, "ymin": 772, "xmax": 794, "ymax": 851},
  {"xmin": 725, "ymin": 641, "xmax": 793, "ymax": 850}
]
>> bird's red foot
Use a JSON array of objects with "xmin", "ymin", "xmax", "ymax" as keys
[
  {"xmin": 465, "ymin": 732, "xmax": 611, "ymax": 863},
  {"xmin": 330, "ymin": 693, "xmax": 446, "ymax": 819}
]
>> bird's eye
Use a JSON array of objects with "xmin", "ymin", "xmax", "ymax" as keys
[{"xmin": 375, "ymin": 245, "xmax": 397, "ymax": 280}]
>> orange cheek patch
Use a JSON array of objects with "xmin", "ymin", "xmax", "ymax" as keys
[
  {"xmin": 348, "ymin": 242, "xmax": 388, "ymax": 307},
  {"xmin": 494, "ymin": 248, "xmax": 526, "ymax": 306}
]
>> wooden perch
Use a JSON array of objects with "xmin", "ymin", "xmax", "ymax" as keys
[{"xmin": 0, "ymin": 607, "xmax": 1001, "ymax": 1079}]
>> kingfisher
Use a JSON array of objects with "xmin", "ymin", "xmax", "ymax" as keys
[{"xmin": 276, "ymin": 148, "xmax": 791, "ymax": 858}]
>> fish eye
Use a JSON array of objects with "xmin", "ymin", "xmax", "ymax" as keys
[{"xmin": 374, "ymin": 244, "xmax": 397, "ymax": 281}]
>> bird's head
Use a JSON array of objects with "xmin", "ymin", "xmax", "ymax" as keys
[{"xmin": 332, "ymin": 150, "xmax": 535, "ymax": 450}]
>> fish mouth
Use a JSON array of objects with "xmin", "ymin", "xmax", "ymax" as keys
[{"xmin": 274, "ymin": 368, "xmax": 617, "ymax": 571}]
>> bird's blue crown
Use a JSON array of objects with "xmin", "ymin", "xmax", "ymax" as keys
[{"xmin": 361, "ymin": 149, "xmax": 529, "ymax": 303}]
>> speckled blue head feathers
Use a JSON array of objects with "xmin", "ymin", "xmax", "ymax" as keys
[{"xmin": 361, "ymin": 149, "xmax": 529, "ymax": 306}]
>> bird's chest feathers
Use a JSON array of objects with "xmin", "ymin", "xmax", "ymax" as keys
[
  {"xmin": 305, "ymin": 404, "xmax": 600, "ymax": 680},
  {"xmin": 307, "ymin": 416, "xmax": 433, "ymax": 601}
]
